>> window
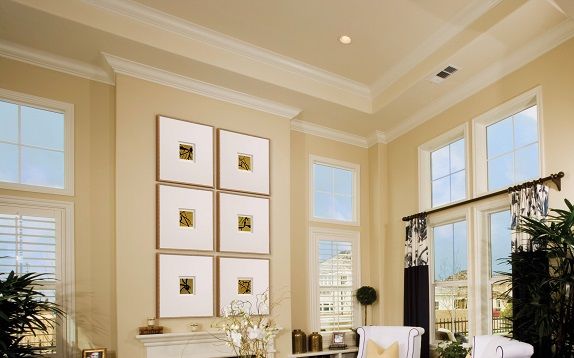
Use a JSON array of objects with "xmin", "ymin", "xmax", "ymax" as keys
[
  {"xmin": 310, "ymin": 156, "xmax": 359, "ymax": 224},
  {"xmin": 0, "ymin": 196, "xmax": 75, "ymax": 356},
  {"xmin": 474, "ymin": 88, "xmax": 541, "ymax": 195},
  {"xmin": 0, "ymin": 89, "xmax": 74, "ymax": 195},
  {"xmin": 309, "ymin": 228, "xmax": 360, "ymax": 332},
  {"xmin": 431, "ymin": 219, "xmax": 469, "ymax": 342},
  {"xmin": 419, "ymin": 124, "xmax": 467, "ymax": 210},
  {"xmin": 431, "ymin": 139, "xmax": 466, "ymax": 207}
]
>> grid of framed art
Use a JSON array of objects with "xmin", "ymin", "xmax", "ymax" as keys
[{"xmin": 155, "ymin": 115, "xmax": 271, "ymax": 318}]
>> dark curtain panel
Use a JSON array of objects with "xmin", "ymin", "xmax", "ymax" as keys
[
  {"xmin": 404, "ymin": 265, "xmax": 430, "ymax": 358},
  {"xmin": 512, "ymin": 251, "xmax": 551, "ymax": 358}
]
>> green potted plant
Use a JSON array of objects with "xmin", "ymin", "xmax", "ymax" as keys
[
  {"xmin": 356, "ymin": 285, "xmax": 377, "ymax": 326},
  {"xmin": 435, "ymin": 341, "xmax": 470, "ymax": 358},
  {"xmin": 0, "ymin": 271, "xmax": 64, "ymax": 357},
  {"xmin": 499, "ymin": 199, "xmax": 574, "ymax": 358}
]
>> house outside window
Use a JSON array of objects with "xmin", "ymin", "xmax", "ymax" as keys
[
  {"xmin": 0, "ymin": 89, "xmax": 74, "ymax": 196},
  {"xmin": 310, "ymin": 156, "xmax": 359, "ymax": 225}
]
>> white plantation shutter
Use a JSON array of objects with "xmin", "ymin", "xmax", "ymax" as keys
[
  {"xmin": 318, "ymin": 240, "xmax": 355, "ymax": 331},
  {"xmin": 0, "ymin": 205, "xmax": 61, "ymax": 355}
]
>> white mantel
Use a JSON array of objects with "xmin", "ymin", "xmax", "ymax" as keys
[{"xmin": 136, "ymin": 331, "xmax": 276, "ymax": 358}]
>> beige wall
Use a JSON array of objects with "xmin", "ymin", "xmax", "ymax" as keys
[
  {"xmin": 0, "ymin": 58, "xmax": 117, "ymax": 352},
  {"xmin": 290, "ymin": 131, "xmax": 375, "ymax": 331},
  {"xmin": 115, "ymin": 75, "xmax": 292, "ymax": 357},
  {"xmin": 384, "ymin": 37, "xmax": 574, "ymax": 325}
]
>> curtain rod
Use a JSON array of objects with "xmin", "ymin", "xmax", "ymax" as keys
[{"xmin": 402, "ymin": 171, "xmax": 565, "ymax": 222}]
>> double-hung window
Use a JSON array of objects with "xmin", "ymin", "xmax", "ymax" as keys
[
  {"xmin": 0, "ymin": 197, "xmax": 75, "ymax": 357},
  {"xmin": 0, "ymin": 89, "xmax": 74, "ymax": 195},
  {"xmin": 310, "ymin": 156, "xmax": 359, "ymax": 225},
  {"xmin": 309, "ymin": 228, "xmax": 360, "ymax": 332}
]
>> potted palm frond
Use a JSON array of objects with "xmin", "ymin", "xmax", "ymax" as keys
[
  {"xmin": 0, "ymin": 271, "xmax": 65, "ymax": 357},
  {"xmin": 499, "ymin": 199, "xmax": 574, "ymax": 358}
]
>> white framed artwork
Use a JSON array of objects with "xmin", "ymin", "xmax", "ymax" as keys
[
  {"xmin": 157, "ymin": 254, "xmax": 214, "ymax": 317},
  {"xmin": 157, "ymin": 115, "xmax": 214, "ymax": 187},
  {"xmin": 157, "ymin": 184, "xmax": 214, "ymax": 251},
  {"xmin": 218, "ymin": 192, "xmax": 269, "ymax": 254},
  {"xmin": 217, "ymin": 129, "xmax": 270, "ymax": 195},
  {"xmin": 218, "ymin": 257, "xmax": 270, "ymax": 316}
]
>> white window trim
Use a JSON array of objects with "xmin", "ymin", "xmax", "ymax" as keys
[
  {"xmin": 428, "ymin": 208, "xmax": 473, "ymax": 343},
  {"xmin": 418, "ymin": 123, "xmax": 470, "ymax": 211},
  {"xmin": 309, "ymin": 155, "xmax": 360, "ymax": 226},
  {"xmin": 308, "ymin": 227, "xmax": 361, "ymax": 332},
  {"xmin": 472, "ymin": 196, "xmax": 511, "ymax": 336},
  {"xmin": 0, "ymin": 195, "xmax": 76, "ymax": 357},
  {"xmin": 472, "ymin": 86, "xmax": 544, "ymax": 196},
  {"xmin": 0, "ymin": 88, "xmax": 75, "ymax": 196}
]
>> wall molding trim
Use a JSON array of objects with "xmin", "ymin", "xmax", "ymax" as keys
[
  {"xmin": 83, "ymin": 0, "xmax": 371, "ymax": 99},
  {"xmin": 291, "ymin": 119, "xmax": 372, "ymax": 148},
  {"xmin": 0, "ymin": 40, "xmax": 114, "ymax": 85},
  {"xmin": 103, "ymin": 53, "xmax": 302, "ymax": 119},
  {"xmin": 384, "ymin": 19, "xmax": 574, "ymax": 142}
]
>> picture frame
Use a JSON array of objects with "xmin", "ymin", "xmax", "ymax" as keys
[
  {"xmin": 218, "ymin": 257, "xmax": 270, "ymax": 316},
  {"xmin": 218, "ymin": 192, "xmax": 270, "ymax": 254},
  {"xmin": 157, "ymin": 115, "xmax": 214, "ymax": 187},
  {"xmin": 82, "ymin": 348, "xmax": 107, "ymax": 358},
  {"xmin": 157, "ymin": 254, "xmax": 214, "ymax": 318},
  {"xmin": 332, "ymin": 332, "xmax": 345, "ymax": 344},
  {"xmin": 217, "ymin": 129, "xmax": 270, "ymax": 195},
  {"xmin": 157, "ymin": 184, "xmax": 214, "ymax": 251}
]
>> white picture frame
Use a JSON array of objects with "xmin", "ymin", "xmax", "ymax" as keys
[
  {"xmin": 218, "ymin": 257, "xmax": 270, "ymax": 315},
  {"xmin": 218, "ymin": 129, "xmax": 270, "ymax": 195},
  {"xmin": 157, "ymin": 254, "xmax": 214, "ymax": 318},
  {"xmin": 157, "ymin": 115, "xmax": 214, "ymax": 187},
  {"xmin": 157, "ymin": 184, "xmax": 214, "ymax": 251},
  {"xmin": 218, "ymin": 192, "xmax": 270, "ymax": 254}
]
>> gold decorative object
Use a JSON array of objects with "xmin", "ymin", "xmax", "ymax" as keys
[
  {"xmin": 138, "ymin": 326, "xmax": 164, "ymax": 335},
  {"xmin": 308, "ymin": 331, "xmax": 323, "ymax": 352},
  {"xmin": 292, "ymin": 329, "xmax": 307, "ymax": 354}
]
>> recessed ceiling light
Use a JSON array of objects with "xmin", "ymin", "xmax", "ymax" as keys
[{"xmin": 338, "ymin": 35, "xmax": 352, "ymax": 45}]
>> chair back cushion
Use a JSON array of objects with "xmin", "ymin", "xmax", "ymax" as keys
[{"xmin": 366, "ymin": 340, "xmax": 399, "ymax": 358}]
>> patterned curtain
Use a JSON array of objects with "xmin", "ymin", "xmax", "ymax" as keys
[
  {"xmin": 404, "ymin": 215, "xmax": 429, "ymax": 358},
  {"xmin": 509, "ymin": 184, "xmax": 549, "ymax": 252}
]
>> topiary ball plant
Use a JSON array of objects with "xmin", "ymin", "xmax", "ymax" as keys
[{"xmin": 356, "ymin": 286, "xmax": 377, "ymax": 326}]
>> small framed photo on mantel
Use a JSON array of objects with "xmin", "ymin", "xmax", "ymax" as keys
[
  {"xmin": 82, "ymin": 348, "xmax": 107, "ymax": 358},
  {"xmin": 217, "ymin": 129, "xmax": 270, "ymax": 196}
]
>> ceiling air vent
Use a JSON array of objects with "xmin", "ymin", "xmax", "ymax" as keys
[{"xmin": 429, "ymin": 65, "xmax": 459, "ymax": 84}]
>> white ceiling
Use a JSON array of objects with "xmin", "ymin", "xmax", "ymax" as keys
[{"xmin": 1, "ymin": 0, "xmax": 573, "ymax": 142}]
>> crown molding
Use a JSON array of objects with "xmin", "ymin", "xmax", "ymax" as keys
[
  {"xmin": 385, "ymin": 19, "xmax": 574, "ymax": 143},
  {"xmin": 103, "ymin": 53, "xmax": 301, "ymax": 119},
  {"xmin": 84, "ymin": 0, "xmax": 371, "ymax": 100},
  {"xmin": 291, "ymin": 120, "xmax": 371, "ymax": 148},
  {"xmin": 367, "ymin": 131, "xmax": 389, "ymax": 146},
  {"xmin": 0, "ymin": 40, "xmax": 114, "ymax": 85},
  {"xmin": 370, "ymin": 0, "xmax": 503, "ymax": 97}
]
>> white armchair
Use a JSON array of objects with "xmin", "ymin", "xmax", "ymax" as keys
[
  {"xmin": 472, "ymin": 335, "xmax": 534, "ymax": 358},
  {"xmin": 357, "ymin": 326, "xmax": 425, "ymax": 358}
]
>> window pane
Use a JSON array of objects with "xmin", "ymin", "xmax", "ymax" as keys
[
  {"xmin": 0, "ymin": 100, "xmax": 18, "ymax": 143},
  {"xmin": 514, "ymin": 106, "xmax": 538, "ymax": 148},
  {"xmin": 450, "ymin": 170, "xmax": 466, "ymax": 202},
  {"xmin": 431, "ymin": 145, "xmax": 450, "ymax": 180},
  {"xmin": 314, "ymin": 191, "xmax": 332, "ymax": 219},
  {"xmin": 333, "ymin": 168, "xmax": 353, "ymax": 196},
  {"xmin": 492, "ymin": 281, "xmax": 512, "ymax": 335},
  {"xmin": 487, "ymin": 117, "xmax": 513, "ymax": 158},
  {"xmin": 453, "ymin": 221, "xmax": 468, "ymax": 279},
  {"xmin": 314, "ymin": 164, "xmax": 332, "ymax": 192},
  {"xmin": 21, "ymin": 106, "xmax": 64, "ymax": 150},
  {"xmin": 434, "ymin": 285, "xmax": 469, "ymax": 342},
  {"xmin": 21, "ymin": 147, "xmax": 65, "ymax": 188},
  {"xmin": 515, "ymin": 143, "xmax": 539, "ymax": 183},
  {"xmin": 450, "ymin": 139, "xmax": 465, "ymax": 172},
  {"xmin": 432, "ymin": 176, "xmax": 450, "ymax": 207},
  {"xmin": 0, "ymin": 143, "xmax": 19, "ymax": 183},
  {"xmin": 490, "ymin": 210, "xmax": 512, "ymax": 275},
  {"xmin": 434, "ymin": 225, "xmax": 453, "ymax": 282},
  {"xmin": 488, "ymin": 154, "xmax": 513, "ymax": 191},
  {"xmin": 334, "ymin": 195, "xmax": 353, "ymax": 221}
]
